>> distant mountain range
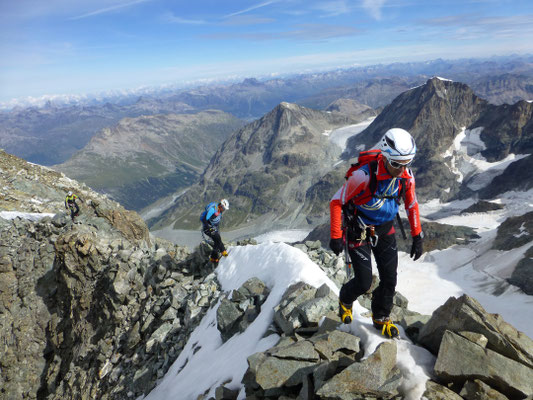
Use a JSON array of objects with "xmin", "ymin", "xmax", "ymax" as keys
[{"xmin": 1, "ymin": 56, "xmax": 532, "ymax": 167}]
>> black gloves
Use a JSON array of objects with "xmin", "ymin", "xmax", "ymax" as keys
[
  {"xmin": 329, "ymin": 238, "xmax": 344, "ymax": 256},
  {"xmin": 410, "ymin": 233, "xmax": 424, "ymax": 261}
]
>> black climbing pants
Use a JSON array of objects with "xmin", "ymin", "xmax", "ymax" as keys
[
  {"xmin": 339, "ymin": 232, "xmax": 398, "ymax": 319},
  {"xmin": 204, "ymin": 229, "xmax": 225, "ymax": 259},
  {"xmin": 68, "ymin": 202, "xmax": 79, "ymax": 220}
]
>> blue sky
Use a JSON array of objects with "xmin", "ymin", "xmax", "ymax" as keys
[{"xmin": 1, "ymin": 0, "xmax": 532, "ymax": 103}]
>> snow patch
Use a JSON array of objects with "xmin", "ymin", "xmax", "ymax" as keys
[
  {"xmin": 328, "ymin": 118, "xmax": 374, "ymax": 151},
  {"xmin": 442, "ymin": 127, "xmax": 528, "ymax": 190},
  {"xmin": 0, "ymin": 211, "xmax": 55, "ymax": 221},
  {"xmin": 254, "ymin": 229, "xmax": 311, "ymax": 243},
  {"xmin": 514, "ymin": 222, "xmax": 529, "ymax": 238}
]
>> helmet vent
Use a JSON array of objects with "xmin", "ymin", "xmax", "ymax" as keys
[{"xmin": 385, "ymin": 136, "xmax": 397, "ymax": 151}]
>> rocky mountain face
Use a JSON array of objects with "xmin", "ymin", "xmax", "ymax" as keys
[
  {"xmin": 299, "ymin": 77, "xmax": 425, "ymax": 109},
  {"xmin": 0, "ymin": 149, "xmax": 227, "ymax": 399},
  {"xmin": 149, "ymin": 102, "xmax": 365, "ymax": 231},
  {"xmin": 54, "ymin": 111, "xmax": 243, "ymax": 211},
  {"xmin": 344, "ymin": 77, "xmax": 533, "ymax": 202}
]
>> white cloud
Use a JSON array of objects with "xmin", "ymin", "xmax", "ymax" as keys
[
  {"xmin": 361, "ymin": 0, "xmax": 386, "ymax": 20},
  {"xmin": 312, "ymin": 0, "xmax": 351, "ymax": 17},
  {"xmin": 69, "ymin": 0, "xmax": 151, "ymax": 20},
  {"xmin": 224, "ymin": 0, "xmax": 282, "ymax": 18},
  {"xmin": 162, "ymin": 12, "xmax": 207, "ymax": 25}
]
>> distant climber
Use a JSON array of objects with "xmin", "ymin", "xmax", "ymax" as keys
[
  {"xmin": 65, "ymin": 191, "xmax": 83, "ymax": 221},
  {"xmin": 200, "ymin": 199, "xmax": 229, "ymax": 264},
  {"xmin": 329, "ymin": 128, "xmax": 424, "ymax": 338}
]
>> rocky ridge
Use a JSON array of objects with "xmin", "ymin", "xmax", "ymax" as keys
[{"xmin": 0, "ymin": 149, "xmax": 225, "ymax": 399}]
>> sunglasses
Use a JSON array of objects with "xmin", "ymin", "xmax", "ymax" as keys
[{"xmin": 389, "ymin": 159, "xmax": 413, "ymax": 169}]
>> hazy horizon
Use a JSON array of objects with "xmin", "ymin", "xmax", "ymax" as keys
[{"xmin": 1, "ymin": 0, "xmax": 532, "ymax": 106}]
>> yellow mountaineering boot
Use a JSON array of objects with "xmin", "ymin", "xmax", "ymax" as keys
[
  {"xmin": 210, "ymin": 256, "xmax": 219, "ymax": 263},
  {"xmin": 221, "ymin": 250, "xmax": 228, "ymax": 257},
  {"xmin": 339, "ymin": 301, "xmax": 353, "ymax": 324},
  {"xmin": 372, "ymin": 315, "xmax": 400, "ymax": 338}
]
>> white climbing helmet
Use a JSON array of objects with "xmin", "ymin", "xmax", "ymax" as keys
[
  {"xmin": 67, "ymin": 191, "xmax": 73, "ymax": 196},
  {"xmin": 379, "ymin": 128, "xmax": 417, "ymax": 163},
  {"xmin": 220, "ymin": 198, "xmax": 229, "ymax": 211}
]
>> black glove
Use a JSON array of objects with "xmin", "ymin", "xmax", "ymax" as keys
[
  {"xmin": 410, "ymin": 233, "xmax": 424, "ymax": 261},
  {"xmin": 329, "ymin": 238, "xmax": 344, "ymax": 256}
]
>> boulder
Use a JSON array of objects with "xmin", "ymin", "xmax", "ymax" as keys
[
  {"xmin": 217, "ymin": 278, "xmax": 270, "ymax": 342},
  {"xmin": 422, "ymin": 380, "xmax": 463, "ymax": 400},
  {"xmin": 434, "ymin": 330, "xmax": 533, "ymax": 398},
  {"xmin": 459, "ymin": 379, "xmax": 509, "ymax": 400},
  {"xmin": 316, "ymin": 341, "xmax": 401, "ymax": 399},
  {"xmin": 418, "ymin": 294, "xmax": 533, "ymax": 369}
]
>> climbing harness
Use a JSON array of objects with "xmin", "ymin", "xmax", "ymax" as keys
[{"xmin": 356, "ymin": 216, "xmax": 379, "ymax": 247}]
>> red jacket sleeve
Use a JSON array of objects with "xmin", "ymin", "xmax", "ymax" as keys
[
  {"xmin": 330, "ymin": 197, "xmax": 343, "ymax": 239},
  {"xmin": 329, "ymin": 170, "xmax": 369, "ymax": 239},
  {"xmin": 403, "ymin": 171, "xmax": 422, "ymax": 237}
]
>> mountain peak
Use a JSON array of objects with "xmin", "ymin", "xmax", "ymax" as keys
[{"xmin": 278, "ymin": 101, "xmax": 301, "ymax": 111}]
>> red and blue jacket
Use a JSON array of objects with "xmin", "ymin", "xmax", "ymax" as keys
[{"xmin": 330, "ymin": 158, "xmax": 422, "ymax": 239}]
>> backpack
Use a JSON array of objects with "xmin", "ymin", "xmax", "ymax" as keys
[
  {"xmin": 200, "ymin": 202, "xmax": 218, "ymax": 224},
  {"xmin": 344, "ymin": 149, "xmax": 406, "ymax": 205}
]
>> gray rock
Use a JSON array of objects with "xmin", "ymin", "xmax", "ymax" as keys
[
  {"xmin": 243, "ymin": 351, "xmax": 317, "ymax": 392},
  {"xmin": 460, "ymin": 379, "xmax": 510, "ymax": 400},
  {"xmin": 423, "ymin": 380, "xmax": 463, "ymax": 400},
  {"xmin": 297, "ymin": 293, "xmax": 337, "ymax": 327},
  {"xmin": 418, "ymin": 294, "xmax": 533, "ymax": 368},
  {"xmin": 316, "ymin": 341, "xmax": 401, "ymax": 398},
  {"xmin": 434, "ymin": 330, "xmax": 533, "ymax": 398},
  {"xmin": 273, "ymin": 282, "xmax": 316, "ymax": 335},
  {"xmin": 215, "ymin": 385, "xmax": 239, "ymax": 400},
  {"xmin": 309, "ymin": 330, "xmax": 362, "ymax": 363},
  {"xmin": 268, "ymin": 340, "xmax": 320, "ymax": 362}
]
